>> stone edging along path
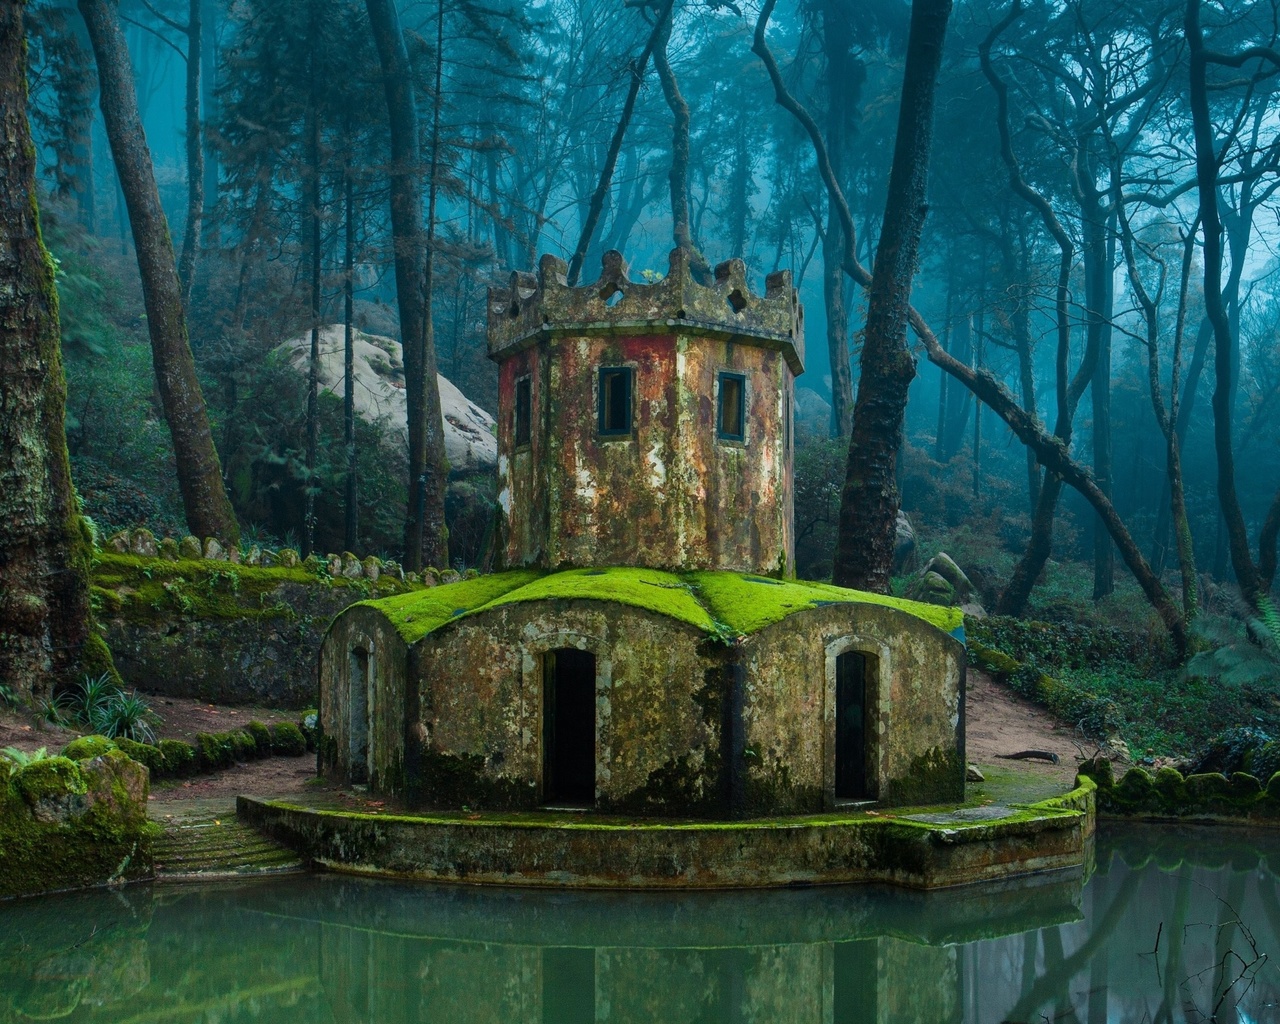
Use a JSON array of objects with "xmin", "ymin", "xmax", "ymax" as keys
[{"xmin": 236, "ymin": 778, "xmax": 1096, "ymax": 891}]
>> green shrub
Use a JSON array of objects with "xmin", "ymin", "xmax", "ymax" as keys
[
  {"xmin": 159, "ymin": 739, "xmax": 196, "ymax": 777},
  {"xmin": 269, "ymin": 721, "xmax": 307, "ymax": 757},
  {"xmin": 246, "ymin": 720, "xmax": 272, "ymax": 757},
  {"xmin": 60, "ymin": 735, "xmax": 117, "ymax": 761}
]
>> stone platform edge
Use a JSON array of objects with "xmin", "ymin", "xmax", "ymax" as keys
[{"xmin": 236, "ymin": 778, "xmax": 1094, "ymax": 891}]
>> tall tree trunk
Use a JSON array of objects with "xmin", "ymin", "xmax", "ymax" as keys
[
  {"xmin": 1185, "ymin": 0, "xmax": 1264, "ymax": 609},
  {"xmin": 0, "ymin": 1, "xmax": 108, "ymax": 700},
  {"xmin": 79, "ymin": 0, "xmax": 239, "ymax": 545},
  {"xmin": 752, "ymin": 0, "xmax": 1186, "ymax": 651},
  {"xmin": 344, "ymin": 171, "xmax": 358, "ymax": 554},
  {"xmin": 832, "ymin": 0, "xmax": 952, "ymax": 592},
  {"xmin": 822, "ymin": 2, "xmax": 854, "ymax": 438},
  {"xmin": 178, "ymin": 0, "xmax": 202, "ymax": 313},
  {"xmin": 823, "ymin": 210, "xmax": 853, "ymax": 437},
  {"xmin": 1082, "ymin": 195, "xmax": 1115, "ymax": 599},
  {"xmin": 365, "ymin": 0, "xmax": 449, "ymax": 571},
  {"xmin": 302, "ymin": 0, "xmax": 322, "ymax": 558},
  {"xmin": 652, "ymin": 8, "xmax": 711, "ymax": 283},
  {"xmin": 1012, "ymin": 225, "xmax": 1040, "ymax": 513}
]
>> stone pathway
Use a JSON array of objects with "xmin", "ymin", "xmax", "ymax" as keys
[
  {"xmin": 152, "ymin": 806, "xmax": 304, "ymax": 880},
  {"xmin": 900, "ymin": 805, "xmax": 1021, "ymax": 825}
]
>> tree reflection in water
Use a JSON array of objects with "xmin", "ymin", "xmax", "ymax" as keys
[{"xmin": 2, "ymin": 827, "xmax": 1279, "ymax": 1023}]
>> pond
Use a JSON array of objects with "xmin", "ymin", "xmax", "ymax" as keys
[{"xmin": 2, "ymin": 826, "xmax": 1279, "ymax": 1023}]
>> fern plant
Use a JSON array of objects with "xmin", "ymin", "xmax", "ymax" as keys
[
  {"xmin": 1184, "ymin": 597, "xmax": 1280, "ymax": 689},
  {"xmin": 1, "ymin": 747, "xmax": 49, "ymax": 767}
]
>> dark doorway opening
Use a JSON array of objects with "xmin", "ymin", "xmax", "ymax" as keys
[
  {"xmin": 348, "ymin": 648, "xmax": 369, "ymax": 783},
  {"xmin": 543, "ymin": 648, "xmax": 596, "ymax": 805},
  {"xmin": 835, "ymin": 650, "xmax": 871, "ymax": 799},
  {"xmin": 833, "ymin": 940, "xmax": 879, "ymax": 1022},
  {"xmin": 542, "ymin": 946, "xmax": 594, "ymax": 1024}
]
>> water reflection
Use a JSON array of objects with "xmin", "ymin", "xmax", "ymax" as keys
[{"xmin": 2, "ymin": 828, "xmax": 1279, "ymax": 1023}]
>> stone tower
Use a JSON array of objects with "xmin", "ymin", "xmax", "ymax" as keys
[{"xmin": 488, "ymin": 248, "xmax": 805, "ymax": 575}]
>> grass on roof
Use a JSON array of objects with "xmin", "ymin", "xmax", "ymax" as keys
[{"xmin": 361, "ymin": 567, "xmax": 962, "ymax": 645}]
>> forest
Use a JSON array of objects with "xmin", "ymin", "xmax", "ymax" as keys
[{"xmin": 4, "ymin": 0, "xmax": 1280, "ymax": 758}]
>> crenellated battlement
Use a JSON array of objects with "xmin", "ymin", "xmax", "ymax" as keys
[{"xmin": 488, "ymin": 248, "xmax": 804, "ymax": 374}]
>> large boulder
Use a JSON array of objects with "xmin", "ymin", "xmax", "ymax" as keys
[{"xmin": 277, "ymin": 325, "xmax": 497, "ymax": 475}]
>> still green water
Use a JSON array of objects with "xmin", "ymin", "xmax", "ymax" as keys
[{"xmin": 2, "ymin": 827, "xmax": 1279, "ymax": 1023}]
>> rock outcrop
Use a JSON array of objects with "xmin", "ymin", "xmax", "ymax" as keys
[{"xmin": 276, "ymin": 325, "xmax": 497, "ymax": 475}]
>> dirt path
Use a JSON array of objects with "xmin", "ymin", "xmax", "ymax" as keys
[{"xmin": 964, "ymin": 668, "xmax": 1084, "ymax": 788}]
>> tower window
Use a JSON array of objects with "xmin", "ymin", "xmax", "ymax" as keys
[
  {"xmin": 598, "ymin": 367, "xmax": 633, "ymax": 436},
  {"xmin": 514, "ymin": 376, "xmax": 532, "ymax": 447},
  {"xmin": 718, "ymin": 372, "xmax": 746, "ymax": 442}
]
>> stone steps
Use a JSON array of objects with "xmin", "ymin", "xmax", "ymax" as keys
[{"xmin": 153, "ymin": 812, "xmax": 304, "ymax": 880}]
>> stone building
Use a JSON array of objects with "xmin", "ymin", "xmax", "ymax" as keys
[{"xmin": 318, "ymin": 250, "xmax": 966, "ymax": 817}]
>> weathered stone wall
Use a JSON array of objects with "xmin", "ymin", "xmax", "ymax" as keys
[
  {"xmin": 94, "ymin": 548, "xmax": 428, "ymax": 708},
  {"xmin": 319, "ymin": 597, "xmax": 964, "ymax": 815},
  {"xmin": 733, "ymin": 604, "xmax": 964, "ymax": 813},
  {"xmin": 491, "ymin": 249, "xmax": 800, "ymax": 576},
  {"xmin": 318, "ymin": 605, "xmax": 410, "ymax": 791},
  {"xmin": 409, "ymin": 602, "xmax": 719, "ymax": 812}
]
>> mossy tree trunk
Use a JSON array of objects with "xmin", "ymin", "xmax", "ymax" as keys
[
  {"xmin": 0, "ymin": 1, "xmax": 112, "ymax": 701},
  {"xmin": 78, "ymin": 0, "xmax": 239, "ymax": 546}
]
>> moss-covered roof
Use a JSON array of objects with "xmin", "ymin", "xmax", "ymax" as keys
[{"xmin": 361, "ymin": 568, "xmax": 963, "ymax": 646}]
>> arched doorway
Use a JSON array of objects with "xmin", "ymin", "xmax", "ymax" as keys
[
  {"xmin": 543, "ymin": 648, "xmax": 596, "ymax": 805},
  {"xmin": 835, "ymin": 650, "xmax": 874, "ymax": 800}
]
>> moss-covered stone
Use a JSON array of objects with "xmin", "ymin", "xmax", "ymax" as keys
[
  {"xmin": 361, "ymin": 567, "xmax": 964, "ymax": 648},
  {"xmin": 61, "ymin": 735, "xmax": 117, "ymax": 761},
  {"xmin": 114, "ymin": 737, "xmax": 164, "ymax": 774},
  {"xmin": 0, "ymin": 750, "xmax": 153, "ymax": 898},
  {"xmin": 194, "ymin": 731, "xmax": 233, "ymax": 771},
  {"xmin": 246, "ymin": 720, "xmax": 272, "ymax": 755},
  {"xmin": 159, "ymin": 739, "xmax": 196, "ymax": 777},
  {"xmin": 228, "ymin": 729, "xmax": 257, "ymax": 762},
  {"xmin": 269, "ymin": 721, "xmax": 307, "ymax": 757}
]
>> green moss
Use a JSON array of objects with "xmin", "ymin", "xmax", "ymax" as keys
[
  {"xmin": 362, "ymin": 570, "xmax": 542, "ymax": 644},
  {"xmin": 13, "ymin": 756, "xmax": 87, "ymax": 805},
  {"xmin": 228, "ymin": 729, "xmax": 257, "ymax": 762},
  {"xmin": 360, "ymin": 567, "xmax": 964, "ymax": 646},
  {"xmin": 194, "ymin": 731, "xmax": 233, "ymax": 771},
  {"xmin": 158, "ymin": 739, "xmax": 195, "ymax": 777},
  {"xmin": 688, "ymin": 572, "xmax": 965, "ymax": 637},
  {"xmin": 269, "ymin": 721, "xmax": 307, "ymax": 757},
  {"xmin": 78, "ymin": 631, "xmax": 122, "ymax": 688},
  {"xmin": 0, "ymin": 753, "xmax": 154, "ymax": 898},
  {"xmin": 114, "ymin": 737, "xmax": 164, "ymax": 773},
  {"xmin": 61, "ymin": 735, "xmax": 117, "ymax": 761},
  {"xmin": 90, "ymin": 552, "xmax": 416, "ymax": 627},
  {"xmin": 246, "ymin": 720, "xmax": 273, "ymax": 755},
  {"xmin": 490, "ymin": 568, "xmax": 718, "ymax": 632}
]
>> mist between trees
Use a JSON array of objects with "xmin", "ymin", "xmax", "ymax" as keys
[{"xmin": 18, "ymin": 0, "xmax": 1280, "ymax": 651}]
